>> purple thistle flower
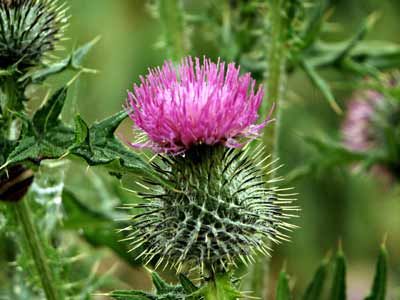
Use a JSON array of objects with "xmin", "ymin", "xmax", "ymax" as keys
[
  {"xmin": 342, "ymin": 90, "xmax": 381, "ymax": 152},
  {"xmin": 126, "ymin": 56, "xmax": 270, "ymax": 153},
  {"xmin": 341, "ymin": 76, "xmax": 400, "ymax": 183}
]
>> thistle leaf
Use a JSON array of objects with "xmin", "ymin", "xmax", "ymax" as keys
[
  {"xmin": 3, "ymin": 137, "xmax": 40, "ymax": 166},
  {"xmin": 330, "ymin": 246, "xmax": 347, "ymax": 300},
  {"xmin": 333, "ymin": 12, "xmax": 379, "ymax": 64},
  {"xmin": 109, "ymin": 271, "xmax": 196, "ymax": 299},
  {"xmin": 152, "ymin": 272, "xmax": 172, "ymax": 293},
  {"xmin": 178, "ymin": 274, "xmax": 198, "ymax": 293},
  {"xmin": 71, "ymin": 111, "xmax": 151, "ymax": 176},
  {"xmin": 32, "ymin": 87, "xmax": 68, "ymax": 134},
  {"xmin": 1, "ymin": 106, "xmax": 168, "ymax": 189},
  {"xmin": 302, "ymin": 257, "xmax": 329, "ymax": 300},
  {"xmin": 71, "ymin": 36, "xmax": 101, "ymax": 68},
  {"xmin": 73, "ymin": 115, "xmax": 90, "ymax": 146},
  {"xmin": 70, "ymin": 111, "xmax": 175, "ymax": 188},
  {"xmin": 19, "ymin": 57, "xmax": 71, "ymax": 83},
  {"xmin": 301, "ymin": 59, "xmax": 342, "ymax": 114},
  {"xmin": 301, "ymin": 0, "xmax": 328, "ymax": 50},
  {"xmin": 109, "ymin": 290, "xmax": 156, "ymax": 300},
  {"xmin": 276, "ymin": 270, "xmax": 292, "ymax": 300},
  {"xmin": 19, "ymin": 37, "xmax": 100, "ymax": 83},
  {"xmin": 364, "ymin": 242, "xmax": 388, "ymax": 300}
]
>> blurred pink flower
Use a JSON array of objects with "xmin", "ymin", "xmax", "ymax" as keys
[
  {"xmin": 342, "ymin": 90, "xmax": 381, "ymax": 152},
  {"xmin": 342, "ymin": 87, "xmax": 397, "ymax": 185},
  {"xmin": 126, "ymin": 56, "xmax": 270, "ymax": 153}
]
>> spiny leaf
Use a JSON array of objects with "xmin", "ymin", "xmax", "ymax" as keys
[
  {"xmin": 32, "ymin": 87, "xmax": 68, "ymax": 134},
  {"xmin": 70, "ymin": 111, "xmax": 146, "ymax": 169},
  {"xmin": 19, "ymin": 37, "xmax": 99, "ymax": 83},
  {"xmin": 1, "ymin": 108, "xmax": 170, "ymax": 191},
  {"xmin": 364, "ymin": 241, "xmax": 388, "ymax": 300},
  {"xmin": 276, "ymin": 269, "xmax": 292, "ymax": 300},
  {"xmin": 301, "ymin": 59, "xmax": 342, "ymax": 114},
  {"xmin": 109, "ymin": 290, "xmax": 156, "ymax": 300},
  {"xmin": 70, "ymin": 111, "xmax": 174, "ymax": 188},
  {"xmin": 152, "ymin": 272, "xmax": 171, "ymax": 293},
  {"xmin": 19, "ymin": 57, "xmax": 71, "ymax": 83},
  {"xmin": 333, "ymin": 12, "xmax": 379, "ymax": 63},
  {"xmin": 330, "ymin": 246, "xmax": 347, "ymax": 300},
  {"xmin": 178, "ymin": 274, "xmax": 198, "ymax": 293},
  {"xmin": 302, "ymin": 256, "xmax": 329, "ymax": 300},
  {"xmin": 301, "ymin": 0, "xmax": 328, "ymax": 50},
  {"xmin": 73, "ymin": 115, "xmax": 90, "ymax": 147},
  {"xmin": 71, "ymin": 36, "xmax": 101, "ymax": 68},
  {"xmin": 302, "ymin": 135, "xmax": 373, "ymax": 166},
  {"xmin": 3, "ymin": 137, "xmax": 40, "ymax": 167},
  {"xmin": 0, "ymin": 139, "xmax": 17, "ymax": 166}
]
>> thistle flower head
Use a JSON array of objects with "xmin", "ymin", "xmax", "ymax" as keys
[
  {"xmin": 127, "ymin": 56, "xmax": 269, "ymax": 153},
  {"xmin": 342, "ymin": 90, "xmax": 382, "ymax": 152},
  {"xmin": 126, "ymin": 145, "xmax": 298, "ymax": 274},
  {"xmin": 342, "ymin": 75, "xmax": 400, "ymax": 179},
  {"xmin": 342, "ymin": 76, "xmax": 400, "ymax": 153},
  {"xmin": 0, "ymin": 0, "xmax": 68, "ymax": 69}
]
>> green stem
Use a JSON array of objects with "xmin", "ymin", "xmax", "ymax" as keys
[
  {"xmin": 264, "ymin": 0, "xmax": 286, "ymax": 158},
  {"xmin": 158, "ymin": 0, "xmax": 188, "ymax": 62},
  {"xmin": 13, "ymin": 200, "xmax": 60, "ymax": 300},
  {"xmin": 1, "ymin": 76, "xmax": 23, "ymax": 140},
  {"xmin": 2, "ymin": 76, "xmax": 61, "ymax": 300}
]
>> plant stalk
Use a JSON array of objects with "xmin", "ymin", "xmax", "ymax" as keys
[
  {"xmin": 13, "ymin": 199, "xmax": 60, "ymax": 300},
  {"xmin": 264, "ymin": 0, "xmax": 286, "ymax": 158},
  {"xmin": 1, "ymin": 76, "xmax": 23, "ymax": 140},
  {"xmin": 2, "ymin": 75, "xmax": 60, "ymax": 300},
  {"xmin": 158, "ymin": 0, "xmax": 188, "ymax": 62}
]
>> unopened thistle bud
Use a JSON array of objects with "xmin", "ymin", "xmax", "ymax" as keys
[
  {"xmin": 0, "ymin": 0, "xmax": 68, "ymax": 69},
  {"xmin": 124, "ymin": 57, "xmax": 298, "ymax": 275}
]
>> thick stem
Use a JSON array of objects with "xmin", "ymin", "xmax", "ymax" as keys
[
  {"xmin": 1, "ymin": 76, "xmax": 23, "ymax": 140},
  {"xmin": 158, "ymin": 0, "xmax": 188, "ymax": 62},
  {"xmin": 13, "ymin": 200, "xmax": 60, "ymax": 300},
  {"xmin": 2, "ymin": 76, "xmax": 61, "ymax": 300},
  {"xmin": 264, "ymin": 0, "xmax": 286, "ymax": 157}
]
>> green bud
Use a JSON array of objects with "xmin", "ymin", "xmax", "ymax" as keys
[
  {"xmin": 0, "ymin": 0, "xmax": 69, "ymax": 70},
  {"xmin": 126, "ymin": 144, "xmax": 298, "ymax": 275}
]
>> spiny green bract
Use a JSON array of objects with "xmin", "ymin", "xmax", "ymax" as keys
[
  {"xmin": 0, "ymin": 0, "xmax": 68, "ymax": 69},
  {"xmin": 124, "ymin": 144, "xmax": 298, "ymax": 275}
]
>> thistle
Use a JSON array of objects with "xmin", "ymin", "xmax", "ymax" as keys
[
  {"xmin": 342, "ymin": 74, "xmax": 400, "ymax": 179},
  {"xmin": 0, "ymin": 0, "xmax": 68, "ymax": 69},
  {"xmin": 127, "ymin": 57, "xmax": 267, "ymax": 153},
  {"xmin": 124, "ymin": 57, "xmax": 298, "ymax": 275}
]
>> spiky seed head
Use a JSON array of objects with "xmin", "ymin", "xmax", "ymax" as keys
[
  {"xmin": 0, "ymin": 0, "xmax": 68, "ymax": 69},
  {"xmin": 126, "ymin": 145, "xmax": 298, "ymax": 275}
]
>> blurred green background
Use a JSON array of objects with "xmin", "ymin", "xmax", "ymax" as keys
[{"xmin": 31, "ymin": 0, "xmax": 400, "ymax": 298}]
